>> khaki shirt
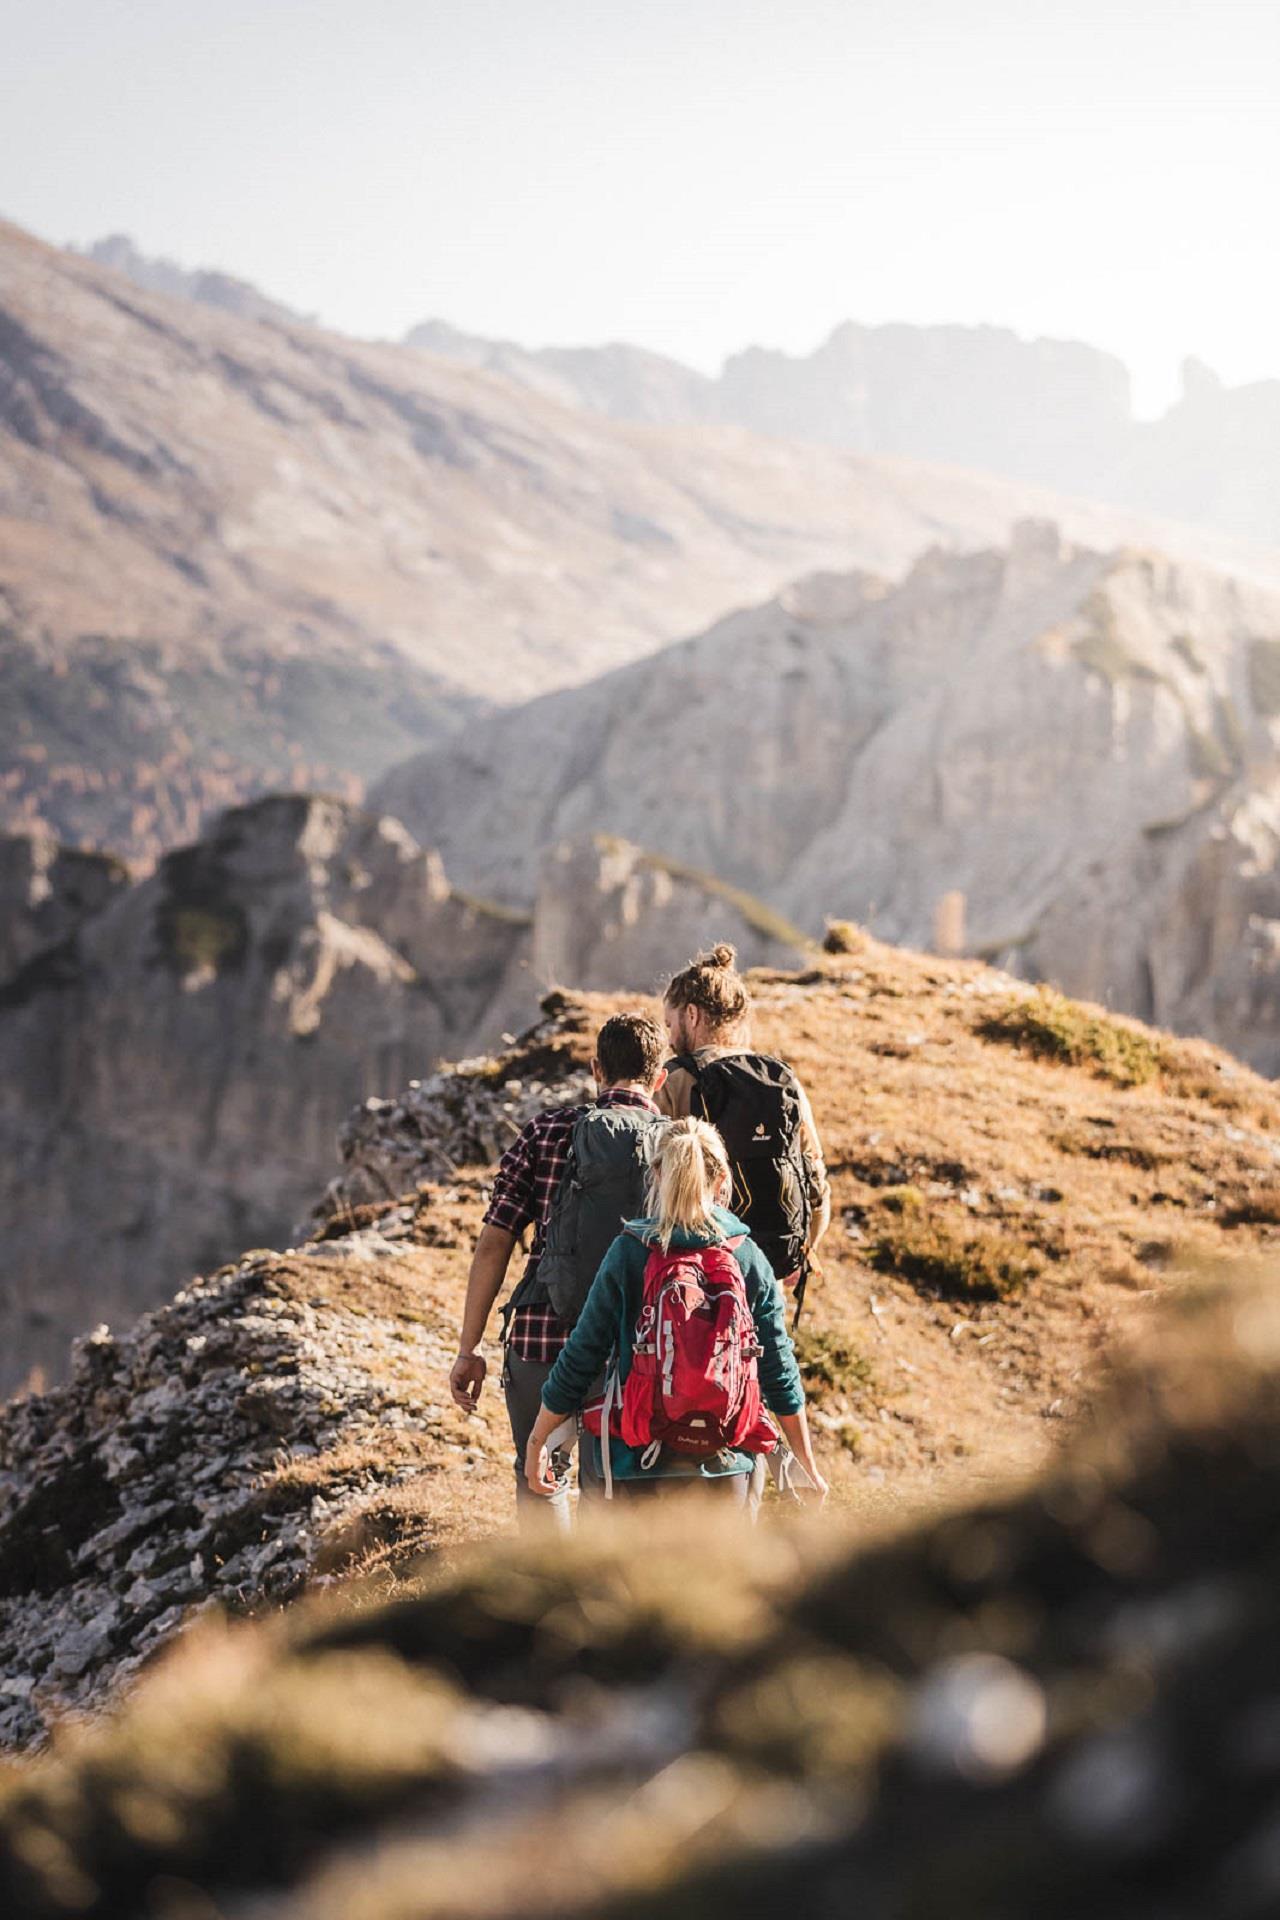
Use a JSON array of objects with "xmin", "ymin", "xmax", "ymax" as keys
[{"xmin": 658, "ymin": 1046, "xmax": 831, "ymax": 1249}]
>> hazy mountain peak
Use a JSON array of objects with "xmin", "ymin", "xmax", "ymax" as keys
[{"xmin": 81, "ymin": 232, "xmax": 308, "ymax": 327}]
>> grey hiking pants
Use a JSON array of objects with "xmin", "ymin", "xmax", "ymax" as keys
[{"xmin": 502, "ymin": 1348, "xmax": 604, "ymax": 1531}]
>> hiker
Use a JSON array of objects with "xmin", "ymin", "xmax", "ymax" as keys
[
  {"xmin": 524, "ymin": 1115, "xmax": 827, "ymax": 1507},
  {"xmin": 659, "ymin": 944, "xmax": 830, "ymax": 1309},
  {"xmin": 450, "ymin": 1011, "xmax": 668, "ymax": 1528}
]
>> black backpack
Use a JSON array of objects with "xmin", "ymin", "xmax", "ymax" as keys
[
  {"xmin": 669, "ymin": 1051, "xmax": 814, "ymax": 1307},
  {"xmin": 536, "ymin": 1104, "xmax": 663, "ymax": 1326}
]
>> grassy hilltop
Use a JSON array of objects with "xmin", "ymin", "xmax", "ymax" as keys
[{"xmin": 2, "ymin": 940, "xmax": 1279, "ymax": 1915}]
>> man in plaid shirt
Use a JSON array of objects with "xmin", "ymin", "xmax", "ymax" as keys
[{"xmin": 450, "ymin": 1011, "xmax": 667, "ymax": 1526}]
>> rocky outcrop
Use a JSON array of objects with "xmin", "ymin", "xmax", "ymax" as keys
[
  {"xmin": 375, "ymin": 524, "xmax": 1280, "ymax": 1072},
  {"xmin": 0, "ymin": 787, "xmax": 811, "ymax": 1391},
  {"xmin": 0, "ymin": 794, "xmax": 531, "ymax": 1395},
  {"xmin": 0, "ymin": 831, "xmax": 128, "ymax": 983},
  {"xmin": 529, "ymin": 832, "xmax": 810, "ymax": 995},
  {"xmin": 716, "ymin": 319, "xmax": 1134, "ymax": 494},
  {"xmin": 404, "ymin": 317, "xmax": 718, "ymax": 424},
  {"xmin": 81, "ymin": 234, "xmax": 310, "ymax": 328},
  {"xmin": 0, "ymin": 1194, "xmax": 512, "ymax": 1754}
]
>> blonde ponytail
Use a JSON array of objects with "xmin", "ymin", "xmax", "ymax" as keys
[{"xmin": 647, "ymin": 1117, "xmax": 731, "ymax": 1250}]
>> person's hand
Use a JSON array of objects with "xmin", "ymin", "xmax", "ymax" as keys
[
  {"xmin": 450, "ymin": 1350, "xmax": 487, "ymax": 1412},
  {"xmin": 524, "ymin": 1438, "xmax": 558, "ymax": 1498},
  {"xmin": 799, "ymin": 1460, "xmax": 830, "ymax": 1504}
]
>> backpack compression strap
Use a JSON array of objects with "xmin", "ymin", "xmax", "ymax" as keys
[{"xmin": 668, "ymin": 1052, "xmax": 814, "ymax": 1324}]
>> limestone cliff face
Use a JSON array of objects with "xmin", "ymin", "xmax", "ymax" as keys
[
  {"xmin": 528, "ymin": 833, "xmax": 808, "ymax": 996},
  {"xmin": 0, "ymin": 798, "xmax": 808, "ymax": 1392},
  {"xmin": 0, "ymin": 832, "xmax": 128, "ymax": 983},
  {"xmin": 375, "ymin": 524, "xmax": 1280, "ymax": 1071},
  {"xmin": 0, "ymin": 796, "xmax": 530, "ymax": 1395}
]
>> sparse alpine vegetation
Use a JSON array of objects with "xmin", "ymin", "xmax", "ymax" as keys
[
  {"xmin": 868, "ymin": 1191, "xmax": 1041, "ymax": 1302},
  {"xmin": 979, "ymin": 986, "xmax": 1162, "ymax": 1086}
]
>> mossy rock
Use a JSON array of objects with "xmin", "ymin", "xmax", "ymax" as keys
[{"xmin": 588, "ymin": 839, "xmax": 808, "ymax": 951}]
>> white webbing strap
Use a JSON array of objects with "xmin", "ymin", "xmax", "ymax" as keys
[{"xmin": 601, "ymin": 1369, "xmax": 619, "ymax": 1501}]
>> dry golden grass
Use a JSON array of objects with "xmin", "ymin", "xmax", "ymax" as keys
[{"xmin": 295, "ymin": 942, "xmax": 1280, "ymax": 1558}]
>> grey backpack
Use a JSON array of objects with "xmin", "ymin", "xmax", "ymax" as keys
[{"xmin": 537, "ymin": 1105, "xmax": 663, "ymax": 1325}]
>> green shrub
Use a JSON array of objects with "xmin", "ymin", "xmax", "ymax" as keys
[
  {"xmin": 869, "ymin": 1208, "xmax": 1039, "ymax": 1302},
  {"xmin": 795, "ymin": 1329, "xmax": 875, "ymax": 1400},
  {"xmin": 878, "ymin": 1184, "xmax": 924, "ymax": 1214},
  {"xmin": 822, "ymin": 919, "xmax": 866, "ymax": 955},
  {"xmin": 978, "ymin": 987, "xmax": 1160, "ymax": 1087},
  {"xmin": 167, "ymin": 904, "xmax": 246, "ymax": 974}
]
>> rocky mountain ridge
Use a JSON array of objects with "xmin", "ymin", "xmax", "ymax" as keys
[
  {"xmin": 3, "ymin": 218, "xmax": 1202, "ymax": 867},
  {"xmin": 411, "ymin": 311, "xmax": 1280, "ymax": 549},
  {"xmin": 81, "ymin": 234, "xmax": 311, "ymax": 329},
  {"xmin": 375, "ymin": 520, "xmax": 1280, "ymax": 1074},
  {"xmin": 94, "ymin": 232, "xmax": 1280, "ymax": 549}
]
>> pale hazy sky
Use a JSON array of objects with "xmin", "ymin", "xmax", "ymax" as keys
[{"xmin": 2, "ymin": 0, "xmax": 1277, "ymax": 414}]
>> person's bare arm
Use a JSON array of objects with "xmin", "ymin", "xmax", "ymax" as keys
[
  {"xmin": 776, "ymin": 1407, "xmax": 828, "ymax": 1500},
  {"xmin": 524, "ymin": 1401, "xmax": 566, "ymax": 1497},
  {"xmin": 449, "ymin": 1223, "xmax": 519, "ymax": 1411}
]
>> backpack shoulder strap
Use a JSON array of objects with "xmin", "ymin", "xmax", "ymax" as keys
[{"xmin": 664, "ymin": 1051, "xmax": 702, "ymax": 1080}]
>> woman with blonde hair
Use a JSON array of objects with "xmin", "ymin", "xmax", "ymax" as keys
[{"xmin": 525, "ymin": 1116, "xmax": 827, "ymax": 1509}]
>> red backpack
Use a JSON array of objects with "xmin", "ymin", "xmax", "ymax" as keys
[{"xmin": 617, "ymin": 1233, "xmax": 777, "ymax": 1460}]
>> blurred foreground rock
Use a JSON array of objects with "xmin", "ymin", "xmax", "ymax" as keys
[{"xmin": 5, "ymin": 1269, "xmax": 1280, "ymax": 1917}]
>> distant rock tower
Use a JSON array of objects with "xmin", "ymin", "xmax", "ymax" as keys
[{"xmin": 933, "ymin": 890, "xmax": 967, "ymax": 958}]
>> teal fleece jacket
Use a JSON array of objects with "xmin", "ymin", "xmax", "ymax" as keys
[{"xmin": 541, "ymin": 1206, "xmax": 804, "ymax": 1481}]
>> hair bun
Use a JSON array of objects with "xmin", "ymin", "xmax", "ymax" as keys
[{"xmin": 705, "ymin": 943, "xmax": 737, "ymax": 970}]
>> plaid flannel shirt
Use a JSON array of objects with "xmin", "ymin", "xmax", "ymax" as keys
[{"xmin": 485, "ymin": 1087, "xmax": 659, "ymax": 1362}]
